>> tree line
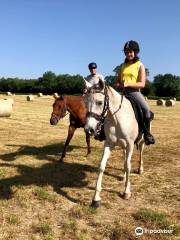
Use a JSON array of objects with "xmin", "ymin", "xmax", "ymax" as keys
[{"xmin": 0, "ymin": 71, "xmax": 180, "ymax": 99}]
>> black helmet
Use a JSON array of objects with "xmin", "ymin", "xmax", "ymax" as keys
[
  {"xmin": 88, "ymin": 62, "xmax": 97, "ymax": 69},
  {"xmin": 124, "ymin": 40, "xmax": 140, "ymax": 54}
]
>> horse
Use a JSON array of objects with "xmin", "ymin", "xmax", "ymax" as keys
[
  {"xmin": 50, "ymin": 95, "xmax": 91, "ymax": 161},
  {"xmin": 84, "ymin": 79, "xmax": 145, "ymax": 207}
]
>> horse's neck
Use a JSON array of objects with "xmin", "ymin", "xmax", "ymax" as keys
[
  {"xmin": 65, "ymin": 95, "xmax": 84, "ymax": 116},
  {"xmin": 107, "ymin": 87, "xmax": 132, "ymax": 113},
  {"xmin": 65, "ymin": 96, "xmax": 76, "ymax": 113}
]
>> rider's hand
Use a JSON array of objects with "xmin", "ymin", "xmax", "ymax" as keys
[{"xmin": 115, "ymin": 81, "xmax": 124, "ymax": 90}]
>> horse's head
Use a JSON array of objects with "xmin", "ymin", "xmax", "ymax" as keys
[
  {"xmin": 50, "ymin": 95, "xmax": 67, "ymax": 125},
  {"xmin": 84, "ymin": 79, "xmax": 109, "ymax": 137}
]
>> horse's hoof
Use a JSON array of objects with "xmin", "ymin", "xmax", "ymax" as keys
[
  {"xmin": 91, "ymin": 200, "xmax": 101, "ymax": 208},
  {"xmin": 123, "ymin": 193, "xmax": 131, "ymax": 200}
]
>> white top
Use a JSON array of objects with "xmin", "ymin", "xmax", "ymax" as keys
[{"xmin": 85, "ymin": 73, "xmax": 105, "ymax": 85}]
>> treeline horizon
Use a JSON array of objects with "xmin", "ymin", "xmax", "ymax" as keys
[{"xmin": 0, "ymin": 71, "xmax": 180, "ymax": 99}]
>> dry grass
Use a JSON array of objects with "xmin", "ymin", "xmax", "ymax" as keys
[{"xmin": 0, "ymin": 94, "xmax": 179, "ymax": 240}]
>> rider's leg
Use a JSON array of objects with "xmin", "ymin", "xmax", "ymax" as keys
[{"xmin": 127, "ymin": 91, "xmax": 155, "ymax": 145}]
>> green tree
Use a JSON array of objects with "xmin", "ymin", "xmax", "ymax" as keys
[
  {"xmin": 105, "ymin": 75, "xmax": 116, "ymax": 86},
  {"xmin": 153, "ymin": 74, "xmax": 180, "ymax": 97},
  {"xmin": 113, "ymin": 65, "xmax": 120, "ymax": 76}
]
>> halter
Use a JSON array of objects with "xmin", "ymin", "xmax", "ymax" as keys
[{"xmin": 51, "ymin": 98, "xmax": 68, "ymax": 122}]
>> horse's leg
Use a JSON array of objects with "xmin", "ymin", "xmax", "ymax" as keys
[
  {"xmin": 123, "ymin": 142, "xmax": 134, "ymax": 199},
  {"xmin": 91, "ymin": 144, "xmax": 111, "ymax": 208},
  {"xmin": 138, "ymin": 141, "xmax": 144, "ymax": 174},
  {"xmin": 122, "ymin": 148, "xmax": 127, "ymax": 182},
  {"xmin": 85, "ymin": 132, "xmax": 91, "ymax": 156},
  {"xmin": 60, "ymin": 125, "xmax": 76, "ymax": 161}
]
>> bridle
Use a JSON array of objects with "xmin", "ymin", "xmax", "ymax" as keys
[
  {"xmin": 86, "ymin": 84, "xmax": 124, "ymax": 133},
  {"xmin": 86, "ymin": 85, "xmax": 109, "ymax": 133},
  {"xmin": 51, "ymin": 98, "xmax": 68, "ymax": 122}
]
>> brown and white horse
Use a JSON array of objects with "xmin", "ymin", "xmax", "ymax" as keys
[
  {"xmin": 84, "ymin": 79, "xmax": 144, "ymax": 207},
  {"xmin": 50, "ymin": 95, "xmax": 91, "ymax": 161}
]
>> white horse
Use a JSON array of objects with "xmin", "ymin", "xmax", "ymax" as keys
[{"xmin": 84, "ymin": 79, "xmax": 144, "ymax": 208}]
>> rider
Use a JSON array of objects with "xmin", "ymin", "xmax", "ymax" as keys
[
  {"xmin": 115, "ymin": 40, "xmax": 155, "ymax": 145},
  {"xmin": 84, "ymin": 62, "xmax": 106, "ymax": 141},
  {"xmin": 85, "ymin": 62, "xmax": 105, "ymax": 85}
]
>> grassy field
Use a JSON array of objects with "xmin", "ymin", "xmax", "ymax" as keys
[{"xmin": 0, "ymin": 94, "xmax": 179, "ymax": 240}]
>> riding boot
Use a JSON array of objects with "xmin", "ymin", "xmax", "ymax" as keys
[
  {"xmin": 143, "ymin": 118, "xmax": 155, "ymax": 145},
  {"xmin": 94, "ymin": 125, "xmax": 106, "ymax": 142}
]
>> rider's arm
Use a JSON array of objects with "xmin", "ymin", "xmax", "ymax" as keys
[
  {"xmin": 124, "ymin": 63, "xmax": 146, "ymax": 89},
  {"xmin": 99, "ymin": 73, "xmax": 105, "ymax": 82}
]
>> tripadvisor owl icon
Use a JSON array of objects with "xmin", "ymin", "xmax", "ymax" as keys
[{"xmin": 135, "ymin": 227, "xmax": 144, "ymax": 236}]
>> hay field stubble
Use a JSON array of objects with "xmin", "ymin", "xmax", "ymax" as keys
[{"xmin": 0, "ymin": 94, "xmax": 179, "ymax": 240}]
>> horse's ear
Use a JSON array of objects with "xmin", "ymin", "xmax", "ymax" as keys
[
  {"xmin": 84, "ymin": 78, "xmax": 92, "ymax": 89},
  {"xmin": 53, "ymin": 93, "xmax": 59, "ymax": 99},
  {"xmin": 98, "ymin": 79, "xmax": 105, "ymax": 90}
]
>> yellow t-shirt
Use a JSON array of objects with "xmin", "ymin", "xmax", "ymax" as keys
[{"xmin": 118, "ymin": 60, "xmax": 142, "ymax": 84}]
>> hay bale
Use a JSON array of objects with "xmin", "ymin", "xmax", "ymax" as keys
[
  {"xmin": 165, "ymin": 99, "xmax": 175, "ymax": 107},
  {"xmin": 3, "ymin": 98, "xmax": 14, "ymax": 106},
  {"xmin": 26, "ymin": 95, "xmax": 34, "ymax": 101},
  {"xmin": 6, "ymin": 92, "xmax": 12, "ymax": 96},
  {"xmin": 53, "ymin": 93, "xmax": 59, "ymax": 98},
  {"xmin": 156, "ymin": 99, "xmax": 165, "ymax": 106},
  {"xmin": 37, "ymin": 93, "xmax": 43, "ymax": 97},
  {"xmin": 0, "ymin": 100, "xmax": 13, "ymax": 117}
]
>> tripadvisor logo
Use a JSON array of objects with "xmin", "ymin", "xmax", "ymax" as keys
[{"xmin": 135, "ymin": 227, "xmax": 143, "ymax": 236}]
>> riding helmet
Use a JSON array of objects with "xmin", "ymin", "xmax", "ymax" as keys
[
  {"xmin": 88, "ymin": 62, "xmax": 97, "ymax": 69},
  {"xmin": 124, "ymin": 40, "xmax": 140, "ymax": 54}
]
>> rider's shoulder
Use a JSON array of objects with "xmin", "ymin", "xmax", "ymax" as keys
[
  {"xmin": 97, "ymin": 73, "xmax": 105, "ymax": 81},
  {"xmin": 85, "ymin": 74, "xmax": 92, "ymax": 81}
]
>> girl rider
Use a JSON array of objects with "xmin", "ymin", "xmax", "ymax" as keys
[{"xmin": 115, "ymin": 40, "xmax": 155, "ymax": 145}]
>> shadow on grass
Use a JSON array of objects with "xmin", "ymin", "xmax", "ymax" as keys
[
  {"xmin": 0, "ymin": 143, "xmax": 84, "ymax": 162},
  {"xmin": 0, "ymin": 143, "xmax": 124, "ymax": 202},
  {"xmin": 0, "ymin": 160, "xmax": 97, "ymax": 202}
]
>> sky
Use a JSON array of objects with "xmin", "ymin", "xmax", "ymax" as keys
[{"xmin": 0, "ymin": 0, "xmax": 180, "ymax": 81}]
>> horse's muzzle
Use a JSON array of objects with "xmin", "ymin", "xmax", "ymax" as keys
[{"xmin": 50, "ymin": 114, "xmax": 59, "ymax": 125}]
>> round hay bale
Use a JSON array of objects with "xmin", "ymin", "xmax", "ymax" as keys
[
  {"xmin": 26, "ymin": 95, "xmax": 34, "ymax": 101},
  {"xmin": 0, "ymin": 100, "xmax": 13, "ymax": 117},
  {"xmin": 53, "ymin": 93, "xmax": 59, "ymax": 98},
  {"xmin": 165, "ymin": 99, "xmax": 175, "ymax": 107},
  {"xmin": 6, "ymin": 92, "xmax": 12, "ymax": 96},
  {"xmin": 3, "ymin": 98, "xmax": 14, "ymax": 106},
  {"xmin": 156, "ymin": 99, "xmax": 165, "ymax": 106},
  {"xmin": 37, "ymin": 93, "xmax": 43, "ymax": 97}
]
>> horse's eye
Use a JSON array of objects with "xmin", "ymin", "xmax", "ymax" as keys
[{"xmin": 96, "ymin": 100, "xmax": 102, "ymax": 106}]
